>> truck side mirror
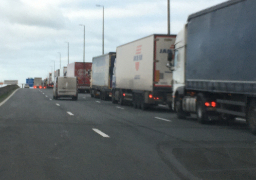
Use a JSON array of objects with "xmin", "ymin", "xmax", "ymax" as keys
[{"xmin": 168, "ymin": 51, "xmax": 173, "ymax": 61}]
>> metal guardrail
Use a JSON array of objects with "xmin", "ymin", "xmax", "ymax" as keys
[{"xmin": 0, "ymin": 85, "xmax": 19, "ymax": 97}]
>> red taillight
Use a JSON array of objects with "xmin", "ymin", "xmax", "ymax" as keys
[
  {"xmin": 44, "ymin": 87, "xmax": 46, "ymax": 89},
  {"xmin": 149, "ymin": 94, "xmax": 153, "ymax": 99},
  {"xmin": 39, "ymin": 86, "xmax": 42, "ymax": 89},
  {"xmin": 211, "ymin": 102, "xmax": 216, "ymax": 107},
  {"xmin": 123, "ymin": 93, "xmax": 125, "ymax": 97},
  {"xmin": 34, "ymin": 86, "xmax": 36, "ymax": 89},
  {"xmin": 205, "ymin": 102, "xmax": 210, "ymax": 107}
]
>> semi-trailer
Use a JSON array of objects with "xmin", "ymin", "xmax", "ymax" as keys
[
  {"xmin": 33, "ymin": 77, "xmax": 42, "ymax": 88},
  {"xmin": 90, "ymin": 52, "xmax": 116, "ymax": 100},
  {"xmin": 67, "ymin": 62, "xmax": 92, "ymax": 93},
  {"xmin": 170, "ymin": 0, "xmax": 256, "ymax": 134},
  {"xmin": 111, "ymin": 34, "xmax": 176, "ymax": 109}
]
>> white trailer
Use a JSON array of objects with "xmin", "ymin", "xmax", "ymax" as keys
[
  {"xmin": 33, "ymin": 77, "xmax": 42, "ymax": 88},
  {"xmin": 90, "ymin": 52, "xmax": 116, "ymax": 100},
  {"xmin": 112, "ymin": 34, "xmax": 176, "ymax": 109}
]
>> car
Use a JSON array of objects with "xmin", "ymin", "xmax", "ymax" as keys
[
  {"xmin": 53, "ymin": 76, "xmax": 78, "ymax": 100},
  {"xmin": 24, "ymin": 84, "xmax": 30, "ymax": 88}
]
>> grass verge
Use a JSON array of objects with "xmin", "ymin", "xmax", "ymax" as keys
[{"xmin": 0, "ymin": 87, "xmax": 19, "ymax": 104}]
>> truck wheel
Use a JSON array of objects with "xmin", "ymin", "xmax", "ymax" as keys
[
  {"xmin": 133, "ymin": 101, "xmax": 137, "ymax": 109},
  {"xmin": 112, "ymin": 91, "xmax": 118, "ymax": 104},
  {"xmin": 141, "ymin": 102, "xmax": 148, "ymax": 110},
  {"xmin": 247, "ymin": 99, "xmax": 256, "ymax": 135},
  {"xmin": 196, "ymin": 97, "xmax": 208, "ymax": 124},
  {"xmin": 119, "ymin": 96, "xmax": 124, "ymax": 105},
  {"xmin": 176, "ymin": 98, "xmax": 186, "ymax": 119}
]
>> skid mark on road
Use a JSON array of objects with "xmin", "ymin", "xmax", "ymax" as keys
[
  {"xmin": 155, "ymin": 117, "xmax": 172, "ymax": 122},
  {"xmin": 92, "ymin": 128, "xmax": 110, "ymax": 138}
]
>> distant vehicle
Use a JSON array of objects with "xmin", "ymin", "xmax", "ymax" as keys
[
  {"xmin": 90, "ymin": 52, "xmax": 116, "ymax": 100},
  {"xmin": 33, "ymin": 77, "xmax": 42, "ymax": 88},
  {"xmin": 53, "ymin": 76, "xmax": 78, "ymax": 100},
  {"xmin": 111, "ymin": 34, "xmax": 176, "ymax": 110},
  {"xmin": 170, "ymin": 0, "xmax": 256, "ymax": 134},
  {"xmin": 67, "ymin": 62, "xmax": 92, "ymax": 93},
  {"xmin": 24, "ymin": 84, "xmax": 30, "ymax": 88}
]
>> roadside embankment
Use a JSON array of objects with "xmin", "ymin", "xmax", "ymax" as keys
[{"xmin": 0, "ymin": 85, "xmax": 19, "ymax": 103}]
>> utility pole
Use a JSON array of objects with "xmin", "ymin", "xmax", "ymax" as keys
[
  {"xmin": 79, "ymin": 24, "xmax": 85, "ymax": 62},
  {"xmin": 167, "ymin": 0, "xmax": 171, "ymax": 35},
  {"xmin": 66, "ymin": 42, "xmax": 69, "ymax": 64}
]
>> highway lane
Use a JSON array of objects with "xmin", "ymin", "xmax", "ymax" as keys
[{"xmin": 0, "ymin": 88, "xmax": 256, "ymax": 179}]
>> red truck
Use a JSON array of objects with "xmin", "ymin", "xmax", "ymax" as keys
[{"xmin": 67, "ymin": 62, "xmax": 92, "ymax": 93}]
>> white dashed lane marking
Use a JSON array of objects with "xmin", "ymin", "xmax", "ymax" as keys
[
  {"xmin": 116, "ymin": 106, "xmax": 124, "ymax": 110},
  {"xmin": 67, "ymin": 111, "xmax": 74, "ymax": 116},
  {"xmin": 92, "ymin": 128, "xmax": 110, "ymax": 138},
  {"xmin": 56, "ymin": 103, "xmax": 60, "ymax": 106},
  {"xmin": 155, "ymin": 117, "xmax": 172, "ymax": 122},
  {"xmin": 96, "ymin": 101, "xmax": 100, "ymax": 103}
]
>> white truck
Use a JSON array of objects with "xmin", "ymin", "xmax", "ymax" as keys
[
  {"xmin": 170, "ymin": 0, "xmax": 256, "ymax": 134},
  {"xmin": 111, "ymin": 34, "xmax": 176, "ymax": 109},
  {"xmin": 33, "ymin": 77, "xmax": 42, "ymax": 89},
  {"xmin": 90, "ymin": 52, "xmax": 116, "ymax": 100}
]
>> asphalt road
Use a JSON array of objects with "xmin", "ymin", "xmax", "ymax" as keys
[{"xmin": 0, "ymin": 88, "xmax": 256, "ymax": 180}]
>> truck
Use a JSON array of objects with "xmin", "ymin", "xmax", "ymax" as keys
[
  {"xmin": 54, "ymin": 69, "xmax": 60, "ymax": 77},
  {"xmin": 111, "ymin": 34, "xmax": 176, "ymax": 109},
  {"xmin": 67, "ymin": 62, "xmax": 92, "ymax": 93},
  {"xmin": 90, "ymin": 52, "xmax": 116, "ymax": 100},
  {"xmin": 26, "ymin": 78, "xmax": 34, "ymax": 87},
  {"xmin": 170, "ymin": 0, "xmax": 256, "ymax": 134},
  {"xmin": 33, "ymin": 77, "xmax": 42, "ymax": 88},
  {"xmin": 47, "ymin": 73, "xmax": 54, "ymax": 88}
]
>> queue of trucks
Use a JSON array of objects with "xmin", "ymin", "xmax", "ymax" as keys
[{"xmin": 34, "ymin": 0, "xmax": 256, "ymax": 134}]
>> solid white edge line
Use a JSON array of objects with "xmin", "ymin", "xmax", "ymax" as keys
[
  {"xmin": 116, "ymin": 106, "xmax": 124, "ymax": 110},
  {"xmin": 0, "ymin": 89, "xmax": 19, "ymax": 107},
  {"xmin": 92, "ymin": 128, "xmax": 110, "ymax": 138},
  {"xmin": 155, "ymin": 117, "xmax": 172, "ymax": 122},
  {"xmin": 67, "ymin": 111, "xmax": 74, "ymax": 116}
]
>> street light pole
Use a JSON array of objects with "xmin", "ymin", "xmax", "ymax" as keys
[
  {"xmin": 58, "ymin": 52, "xmax": 61, "ymax": 70},
  {"xmin": 65, "ymin": 42, "xmax": 69, "ymax": 64},
  {"xmin": 79, "ymin": 24, "xmax": 85, "ymax": 62},
  {"xmin": 96, "ymin": 4, "xmax": 104, "ymax": 54},
  {"xmin": 167, "ymin": 0, "xmax": 171, "ymax": 35}
]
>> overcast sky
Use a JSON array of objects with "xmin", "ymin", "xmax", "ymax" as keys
[{"xmin": 0, "ymin": 0, "xmax": 228, "ymax": 84}]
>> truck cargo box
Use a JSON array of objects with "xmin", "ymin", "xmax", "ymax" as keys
[
  {"xmin": 67, "ymin": 62, "xmax": 92, "ymax": 92},
  {"xmin": 115, "ymin": 34, "xmax": 176, "ymax": 92},
  {"xmin": 185, "ymin": 0, "xmax": 256, "ymax": 94},
  {"xmin": 91, "ymin": 52, "xmax": 116, "ymax": 88}
]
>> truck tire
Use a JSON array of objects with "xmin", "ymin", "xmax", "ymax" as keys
[
  {"xmin": 176, "ymin": 98, "xmax": 186, "ymax": 119},
  {"xmin": 247, "ymin": 99, "xmax": 256, "ymax": 135},
  {"xmin": 112, "ymin": 91, "xmax": 118, "ymax": 104},
  {"xmin": 119, "ymin": 96, "xmax": 124, "ymax": 105},
  {"xmin": 141, "ymin": 102, "xmax": 148, "ymax": 110},
  {"xmin": 196, "ymin": 96, "xmax": 208, "ymax": 124}
]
